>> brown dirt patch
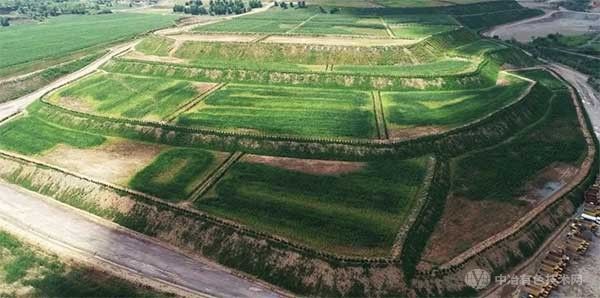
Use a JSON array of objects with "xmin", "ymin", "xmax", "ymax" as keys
[
  {"xmin": 124, "ymin": 51, "xmax": 187, "ymax": 64},
  {"xmin": 49, "ymin": 96, "xmax": 94, "ymax": 113},
  {"xmin": 193, "ymin": 82, "xmax": 218, "ymax": 94},
  {"xmin": 520, "ymin": 162, "xmax": 580, "ymax": 202},
  {"xmin": 39, "ymin": 138, "xmax": 167, "ymax": 185},
  {"xmin": 388, "ymin": 125, "xmax": 447, "ymax": 139},
  {"xmin": 243, "ymin": 154, "xmax": 365, "ymax": 176},
  {"xmin": 262, "ymin": 35, "xmax": 417, "ymax": 47},
  {"xmin": 420, "ymin": 196, "xmax": 530, "ymax": 266}
]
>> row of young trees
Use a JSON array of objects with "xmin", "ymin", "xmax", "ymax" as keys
[
  {"xmin": 273, "ymin": 1, "xmax": 307, "ymax": 9},
  {"xmin": 173, "ymin": 0, "xmax": 262, "ymax": 16}
]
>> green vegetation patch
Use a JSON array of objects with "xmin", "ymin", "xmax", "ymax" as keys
[
  {"xmin": 136, "ymin": 35, "xmax": 175, "ymax": 56},
  {"xmin": 195, "ymin": 156, "xmax": 429, "ymax": 256},
  {"xmin": 0, "ymin": 13, "xmax": 178, "ymax": 71},
  {"xmin": 0, "ymin": 51, "xmax": 104, "ymax": 104},
  {"xmin": 516, "ymin": 69, "xmax": 567, "ymax": 90},
  {"xmin": 177, "ymin": 84, "xmax": 376, "ymax": 138},
  {"xmin": 381, "ymin": 74, "xmax": 530, "ymax": 130},
  {"xmin": 129, "ymin": 148, "xmax": 221, "ymax": 201},
  {"xmin": 0, "ymin": 230, "xmax": 163, "ymax": 297},
  {"xmin": 50, "ymin": 72, "xmax": 201, "ymax": 121},
  {"xmin": 451, "ymin": 88, "xmax": 587, "ymax": 202},
  {"xmin": 333, "ymin": 58, "xmax": 476, "ymax": 76},
  {"xmin": 0, "ymin": 116, "xmax": 105, "ymax": 155}
]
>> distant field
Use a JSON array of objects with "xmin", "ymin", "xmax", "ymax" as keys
[
  {"xmin": 308, "ymin": 0, "xmax": 498, "ymax": 7},
  {"xmin": 177, "ymin": 84, "xmax": 377, "ymax": 138},
  {"xmin": 381, "ymin": 75, "xmax": 530, "ymax": 132},
  {"xmin": 195, "ymin": 156, "xmax": 429, "ymax": 256},
  {"xmin": 129, "ymin": 148, "xmax": 226, "ymax": 201},
  {"xmin": 0, "ymin": 116, "xmax": 105, "ymax": 155},
  {"xmin": 49, "ymin": 72, "xmax": 212, "ymax": 121},
  {"xmin": 0, "ymin": 13, "xmax": 178, "ymax": 76}
]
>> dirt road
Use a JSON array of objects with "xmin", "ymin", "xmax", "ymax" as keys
[
  {"xmin": 0, "ymin": 42, "xmax": 135, "ymax": 120},
  {"xmin": 0, "ymin": 182, "xmax": 281, "ymax": 298}
]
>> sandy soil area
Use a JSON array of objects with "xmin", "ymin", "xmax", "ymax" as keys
[
  {"xmin": 39, "ymin": 139, "xmax": 166, "ymax": 185},
  {"xmin": 169, "ymin": 33, "xmax": 259, "ymax": 43},
  {"xmin": 243, "ymin": 154, "xmax": 365, "ymax": 176},
  {"xmin": 123, "ymin": 51, "xmax": 187, "ymax": 64}
]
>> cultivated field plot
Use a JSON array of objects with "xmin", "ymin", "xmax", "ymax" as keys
[
  {"xmin": 48, "ymin": 72, "xmax": 216, "ymax": 121},
  {"xmin": 195, "ymin": 155, "xmax": 430, "ymax": 256},
  {"xmin": 177, "ymin": 84, "xmax": 377, "ymax": 138},
  {"xmin": 129, "ymin": 148, "xmax": 230, "ymax": 201},
  {"xmin": 0, "ymin": 13, "xmax": 178, "ymax": 77},
  {"xmin": 0, "ymin": 116, "xmax": 105, "ymax": 155},
  {"xmin": 194, "ymin": 6, "xmax": 456, "ymax": 38},
  {"xmin": 381, "ymin": 74, "xmax": 531, "ymax": 137}
]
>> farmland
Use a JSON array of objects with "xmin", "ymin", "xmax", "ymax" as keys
[
  {"xmin": 49, "ymin": 72, "xmax": 214, "ymax": 121},
  {"xmin": 196, "ymin": 156, "xmax": 429, "ymax": 256},
  {"xmin": 0, "ymin": 0, "xmax": 593, "ymax": 297},
  {"xmin": 177, "ymin": 84, "xmax": 376, "ymax": 138},
  {"xmin": 0, "ymin": 13, "xmax": 179, "ymax": 78}
]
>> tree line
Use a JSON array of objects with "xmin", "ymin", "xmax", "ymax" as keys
[
  {"xmin": 173, "ymin": 0, "xmax": 263, "ymax": 16},
  {"xmin": 0, "ymin": 0, "xmax": 114, "ymax": 21}
]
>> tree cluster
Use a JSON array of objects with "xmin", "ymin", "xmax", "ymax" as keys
[
  {"xmin": 174, "ymin": 0, "xmax": 258, "ymax": 15},
  {"xmin": 0, "ymin": 0, "xmax": 114, "ymax": 20},
  {"xmin": 0, "ymin": 16, "xmax": 9, "ymax": 26},
  {"xmin": 274, "ymin": 1, "xmax": 307, "ymax": 9}
]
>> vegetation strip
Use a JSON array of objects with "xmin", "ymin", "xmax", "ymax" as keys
[
  {"xmin": 164, "ymin": 83, "xmax": 227, "ymax": 122},
  {"xmin": 439, "ymin": 70, "xmax": 596, "ymax": 270},
  {"xmin": 189, "ymin": 152, "xmax": 244, "ymax": 202},
  {"xmin": 390, "ymin": 156, "xmax": 436, "ymax": 258},
  {"xmin": 371, "ymin": 91, "xmax": 388, "ymax": 139}
]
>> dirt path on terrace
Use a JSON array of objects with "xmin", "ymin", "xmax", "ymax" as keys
[
  {"xmin": 243, "ymin": 154, "xmax": 366, "ymax": 176},
  {"xmin": 261, "ymin": 35, "xmax": 418, "ymax": 46}
]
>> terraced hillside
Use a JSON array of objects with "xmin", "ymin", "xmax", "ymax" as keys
[{"xmin": 0, "ymin": 1, "xmax": 594, "ymax": 297}]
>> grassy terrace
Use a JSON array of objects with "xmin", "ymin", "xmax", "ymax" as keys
[
  {"xmin": 0, "ymin": 13, "xmax": 178, "ymax": 77},
  {"xmin": 129, "ymin": 148, "xmax": 226, "ymax": 201},
  {"xmin": 48, "ymin": 72, "xmax": 209, "ymax": 121},
  {"xmin": 177, "ymin": 84, "xmax": 377, "ymax": 138},
  {"xmin": 195, "ymin": 156, "xmax": 429, "ymax": 256},
  {"xmin": 451, "ymin": 74, "xmax": 586, "ymax": 202},
  {"xmin": 0, "ymin": 116, "xmax": 105, "ymax": 155},
  {"xmin": 381, "ymin": 74, "xmax": 530, "ymax": 133}
]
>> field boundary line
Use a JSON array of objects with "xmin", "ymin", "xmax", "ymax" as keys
[
  {"xmin": 438, "ymin": 69, "xmax": 596, "ymax": 270},
  {"xmin": 189, "ymin": 151, "xmax": 244, "ymax": 203},
  {"xmin": 390, "ymin": 156, "xmax": 436, "ymax": 258},
  {"xmin": 251, "ymin": 34, "xmax": 271, "ymax": 43},
  {"xmin": 371, "ymin": 90, "xmax": 388, "ymax": 139},
  {"xmin": 0, "ymin": 111, "xmax": 22, "ymax": 125},
  {"xmin": 286, "ymin": 13, "xmax": 319, "ymax": 34},
  {"xmin": 380, "ymin": 17, "xmax": 395, "ymax": 38},
  {"xmin": 164, "ymin": 83, "xmax": 227, "ymax": 122}
]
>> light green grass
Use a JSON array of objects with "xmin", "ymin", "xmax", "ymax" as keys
[
  {"xmin": 334, "ymin": 58, "xmax": 475, "ymax": 76},
  {"xmin": 381, "ymin": 75, "xmax": 530, "ymax": 129},
  {"xmin": 389, "ymin": 24, "xmax": 457, "ymax": 39},
  {"xmin": 135, "ymin": 35, "xmax": 175, "ymax": 56},
  {"xmin": 177, "ymin": 84, "xmax": 377, "ymax": 138},
  {"xmin": 196, "ymin": 156, "xmax": 429, "ymax": 256},
  {"xmin": 50, "ymin": 72, "xmax": 200, "ymax": 121},
  {"xmin": 129, "ymin": 148, "xmax": 220, "ymax": 201},
  {"xmin": 0, "ymin": 116, "xmax": 105, "ymax": 155},
  {"xmin": 0, "ymin": 13, "xmax": 178, "ymax": 71}
]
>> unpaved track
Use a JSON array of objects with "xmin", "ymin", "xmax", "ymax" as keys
[
  {"xmin": 0, "ymin": 42, "xmax": 135, "ymax": 120},
  {"xmin": 0, "ymin": 182, "xmax": 281, "ymax": 298}
]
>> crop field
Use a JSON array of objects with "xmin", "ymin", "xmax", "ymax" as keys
[
  {"xmin": 0, "ymin": 13, "xmax": 179, "ymax": 76},
  {"xmin": 49, "ymin": 72, "xmax": 214, "ymax": 121},
  {"xmin": 0, "ymin": 116, "xmax": 105, "ymax": 155},
  {"xmin": 381, "ymin": 74, "xmax": 530, "ymax": 135},
  {"xmin": 177, "ymin": 84, "xmax": 377, "ymax": 138},
  {"xmin": 195, "ymin": 156, "xmax": 429, "ymax": 256},
  {"xmin": 129, "ymin": 148, "xmax": 228, "ymax": 201}
]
